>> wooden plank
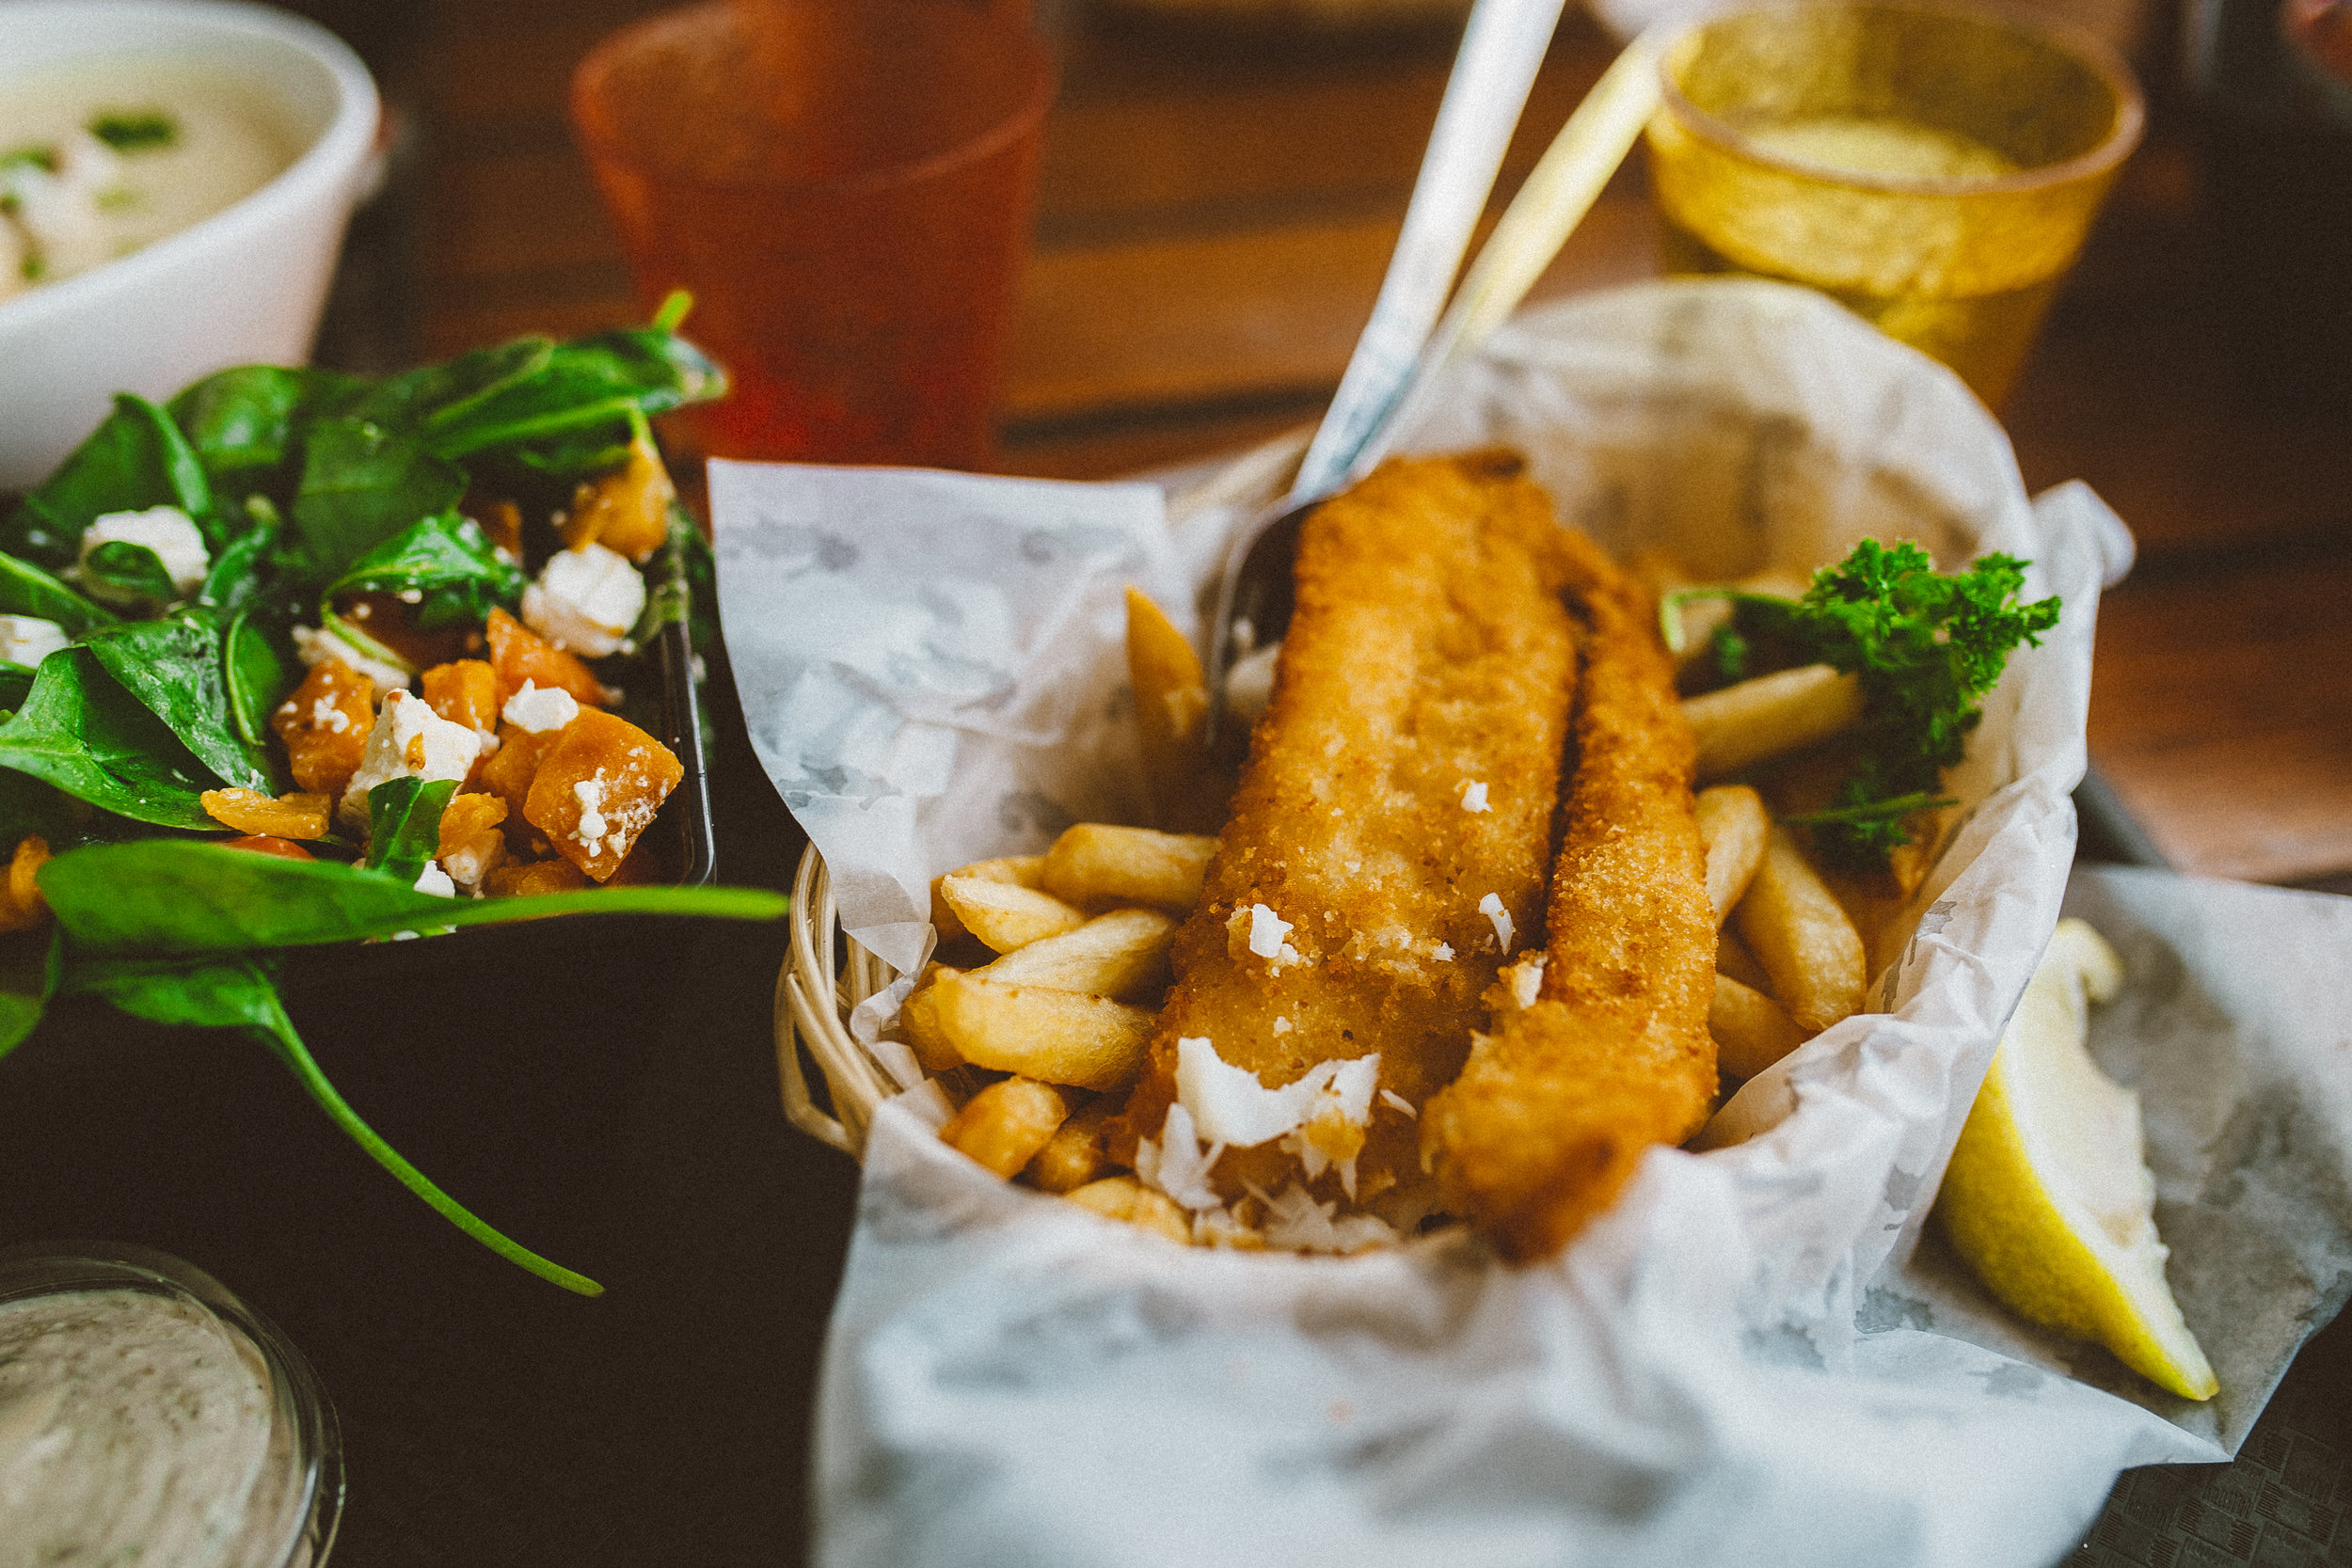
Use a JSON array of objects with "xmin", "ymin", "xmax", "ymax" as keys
[{"xmin": 2088, "ymin": 548, "xmax": 2352, "ymax": 884}]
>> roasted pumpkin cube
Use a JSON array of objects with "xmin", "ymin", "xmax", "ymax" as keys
[
  {"xmin": 522, "ymin": 709, "xmax": 683, "ymax": 882},
  {"xmin": 0, "ymin": 835, "xmax": 50, "ymax": 933},
  {"xmin": 271, "ymin": 661, "xmax": 375, "ymax": 798},
  {"xmin": 485, "ymin": 607, "xmax": 605, "ymax": 710},
  {"xmin": 437, "ymin": 791, "xmax": 509, "ymax": 892},
  {"xmin": 559, "ymin": 431, "xmax": 675, "ymax": 562},
  {"xmin": 484, "ymin": 857, "xmax": 592, "ymax": 897},
  {"xmin": 462, "ymin": 496, "xmax": 524, "ymax": 561},
  {"xmin": 477, "ymin": 720, "xmax": 562, "ymax": 827},
  {"xmin": 421, "ymin": 659, "xmax": 501, "ymax": 747},
  {"xmin": 202, "ymin": 788, "xmax": 332, "ymax": 840}
]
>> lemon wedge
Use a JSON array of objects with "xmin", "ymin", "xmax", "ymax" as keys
[{"xmin": 1935, "ymin": 918, "xmax": 2218, "ymax": 1401}]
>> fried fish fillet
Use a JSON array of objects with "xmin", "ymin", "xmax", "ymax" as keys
[
  {"xmin": 1112, "ymin": 451, "xmax": 1581, "ymax": 1208},
  {"xmin": 1422, "ymin": 531, "xmax": 1718, "ymax": 1259}
]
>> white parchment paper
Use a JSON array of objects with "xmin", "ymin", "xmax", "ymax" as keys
[{"xmin": 710, "ymin": 280, "xmax": 2352, "ymax": 1568}]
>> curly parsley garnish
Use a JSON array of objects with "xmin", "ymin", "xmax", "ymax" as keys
[{"xmin": 1665, "ymin": 540, "xmax": 2061, "ymax": 871}]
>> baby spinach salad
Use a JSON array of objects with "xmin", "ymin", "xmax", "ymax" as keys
[
  {"xmin": 0, "ymin": 294, "xmax": 786, "ymax": 1295},
  {"xmin": 1665, "ymin": 540, "xmax": 2062, "ymax": 873}
]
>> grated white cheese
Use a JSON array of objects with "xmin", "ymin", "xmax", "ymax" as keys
[
  {"xmin": 1271, "ymin": 1017, "xmax": 1291, "ymax": 1036},
  {"xmin": 1505, "ymin": 955, "xmax": 1547, "ymax": 1009},
  {"xmin": 1478, "ymin": 893, "xmax": 1514, "ymax": 955},
  {"xmin": 1246, "ymin": 903, "xmax": 1293, "ymax": 960},
  {"xmin": 1433, "ymin": 942, "xmax": 1454, "ymax": 961},
  {"xmin": 1459, "ymin": 780, "xmax": 1489, "ymax": 813},
  {"xmin": 1135, "ymin": 1102, "xmax": 1225, "ymax": 1211},
  {"xmin": 1248, "ymin": 1181, "xmax": 1401, "ymax": 1255},
  {"xmin": 1174, "ymin": 1036, "xmax": 1379, "ymax": 1149},
  {"xmin": 1380, "ymin": 1089, "xmax": 1417, "ymax": 1117}
]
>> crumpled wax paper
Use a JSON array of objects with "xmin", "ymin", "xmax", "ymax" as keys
[{"xmin": 708, "ymin": 280, "xmax": 2352, "ymax": 1568}]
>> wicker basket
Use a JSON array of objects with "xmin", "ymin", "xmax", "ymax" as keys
[{"xmin": 772, "ymin": 429, "xmax": 1311, "ymax": 1158}]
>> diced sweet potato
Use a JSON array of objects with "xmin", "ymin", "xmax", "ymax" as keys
[
  {"xmin": 0, "ymin": 835, "xmax": 50, "ymax": 933},
  {"xmin": 221, "ymin": 835, "xmax": 315, "ymax": 861},
  {"xmin": 421, "ymin": 659, "xmax": 501, "ymax": 744},
  {"xmin": 605, "ymin": 840, "xmax": 664, "ymax": 885},
  {"xmin": 484, "ymin": 857, "xmax": 592, "ymax": 896},
  {"xmin": 477, "ymin": 720, "xmax": 562, "ymax": 828},
  {"xmin": 437, "ymin": 791, "xmax": 509, "ymax": 892},
  {"xmin": 559, "ymin": 432, "xmax": 675, "ymax": 562},
  {"xmin": 522, "ymin": 710, "xmax": 683, "ymax": 882},
  {"xmin": 485, "ymin": 607, "xmax": 605, "ymax": 709},
  {"xmin": 462, "ymin": 496, "xmax": 524, "ymax": 561},
  {"xmin": 271, "ymin": 661, "xmax": 375, "ymax": 798},
  {"xmin": 202, "ymin": 788, "xmax": 332, "ymax": 840}
]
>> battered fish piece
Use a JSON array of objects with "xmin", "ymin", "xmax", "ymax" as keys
[
  {"xmin": 1422, "ymin": 532, "xmax": 1718, "ymax": 1259},
  {"xmin": 1114, "ymin": 451, "xmax": 1581, "ymax": 1208}
]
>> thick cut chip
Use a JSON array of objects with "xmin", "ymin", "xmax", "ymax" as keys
[
  {"xmin": 1425, "ymin": 528, "xmax": 1719, "ymax": 1260},
  {"xmin": 930, "ymin": 854, "xmax": 1044, "ymax": 945},
  {"xmin": 1064, "ymin": 1176, "xmax": 1191, "ymax": 1243},
  {"xmin": 1025, "ymin": 1098, "xmax": 1116, "ymax": 1194},
  {"xmin": 938, "ymin": 1077, "xmax": 1072, "ymax": 1179},
  {"xmin": 202, "ymin": 788, "xmax": 332, "ymax": 841},
  {"xmin": 1041, "ymin": 824, "xmax": 1215, "ymax": 913},
  {"xmin": 971, "ymin": 906, "xmax": 1176, "ymax": 1000},
  {"xmin": 271, "ymin": 660, "xmax": 375, "ymax": 799},
  {"xmin": 1710, "ymin": 973, "xmax": 1807, "ymax": 1079},
  {"xmin": 1124, "ymin": 587, "xmax": 1227, "ymax": 834},
  {"xmin": 937, "ymin": 876, "xmax": 1089, "ymax": 954},
  {"xmin": 1735, "ymin": 824, "xmax": 1866, "ymax": 1034},
  {"xmin": 1684, "ymin": 663, "xmax": 1865, "ymax": 781},
  {"xmin": 897, "ymin": 965, "xmax": 964, "ymax": 1072},
  {"xmin": 1114, "ymin": 451, "xmax": 1583, "ymax": 1208},
  {"xmin": 930, "ymin": 974, "xmax": 1155, "ymax": 1092},
  {"xmin": 522, "ymin": 708, "xmax": 683, "ymax": 882},
  {"xmin": 1694, "ymin": 784, "xmax": 1769, "ymax": 927},
  {"xmin": 485, "ymin": 607, "xmax": 606, "ymax": 709}
]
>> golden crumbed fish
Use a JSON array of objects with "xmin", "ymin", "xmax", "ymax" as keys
[
  {"xmin": 1422, "ymin": 530, "xmax": 1718, "ymax": 1259},
  {"xmin": 1112, "ymin": 450, "xmax": 1581, "ymax": 1210}
]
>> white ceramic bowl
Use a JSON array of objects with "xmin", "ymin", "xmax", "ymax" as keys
[{"xmin": 0, "ymin": 0, "xmax": 379, "ymax": 489}]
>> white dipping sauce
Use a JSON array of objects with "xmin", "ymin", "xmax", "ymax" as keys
[
  {"xmin": 0, "ymin": 1288, "xmax": 298, "ymax": 1568},
  {"xmin": 0, "ymin": 55, "xmax": 302, "ymax": 299}
]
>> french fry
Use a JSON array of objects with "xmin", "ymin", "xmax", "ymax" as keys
[
  {"xmin": 938, "ymin": 875, "xmax": 1089, "ymax": 953},
  {"xmin": 1040, "ymin": 823, "xmax": 1215, "ymax": 913},
  {"xmin": 1683, "ymin": 663, "xmax": 1865, "ymax": 781},
  {"xmin": 1025, "ymin": 1097, "xmax": 1117, "ymax": 1194},
  {"xmin": 1125, "ymin": 587, "xmax": 1227, "ymax": 834},
  {"xmin": 1716, "ymin": 927, "xmax": 1774, "ymax": 993},
  {"xmin": 1063, "ymin": 1175, "xmax": 1191, "ymax": 1243},
  {"xmin": 1694, "ymin": 784, "xmax": 1769, "ymax": 927},
  {"xmin": 897, "ymin": 964, "xmax": 963, "ymax": 1072},
  {"xmin": 930, "ymin": 974, "xmax": 1157, "ymax": 1091},
  {"xmin": 937, "ymin": 1077, "xmax": 1072, "ymax": 1179},
  {"xmin": 1734, "ymin": 825, "xmax": 1867, "ymax": 1034},
  {"xmin": 973, "ymin": 906, "xmax": 1176, "ymax": 1000},
  {"xmin": 1710, "ymin": 973, "xmax": 1808, "ymax": 1080},
  {"xmin": 930, "ymin": 854, "xmax": 1045, "ymax": 945}
]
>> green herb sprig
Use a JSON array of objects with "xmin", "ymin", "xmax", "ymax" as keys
[{"xmin": 1664, "ymin": 540, "xmax": 2061, "ymax": 871}]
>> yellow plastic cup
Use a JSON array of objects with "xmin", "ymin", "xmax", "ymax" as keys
[{"xmin": 1645, "ymin": 1, "xmax": 2144, "ymax": 405}]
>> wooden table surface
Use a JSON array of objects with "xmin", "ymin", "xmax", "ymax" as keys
[{"xmin": 388, "ymin": 0, "xmax": 2352, "ymax": 892}]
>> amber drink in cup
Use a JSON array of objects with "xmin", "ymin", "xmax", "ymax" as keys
[
  {"xmin": 572, "ymin": 0, "xmax": 1054, "ymax": 467},
  {"xmin": 1645, "ymin": 1, "xmax": 2142, "ymax": 405}
]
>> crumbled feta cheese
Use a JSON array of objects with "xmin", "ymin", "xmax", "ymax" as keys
[
  {"xmin": 339, "ymin": 690, "xmax": 481, "ymax": 831},
  {"xmin": 1246, "ymin": 903, "xmax": 1293, "ymax": 959},
  {"xmin": 78, "ymin": 506, "xmax": 209, "ymax": 599},
  {"xmin": 0, "ymin": 615, "xmax": 69, "ymax": 669},
  {"xmin": 414, "ymin": 862, "xmax": 456, "ymax": 898},
  {"xmin": 521, "ymin": 543, "xmax": 644, "ymax": 657},
  {"xmin": 1174, "ymin": 1035, "xmax": 1380, "ymax": 1151},
  {"xmin": 292, "ymin": 623, "xmax": 412, "ymax": 698},
  {"xmin": 310, "ymin": 696, "xmax": 350, "ymax": 734},
  {"xmin": 1135, "ymin": 1103, "xmax": 1225, "ymax": 1211},
  {"xmin": 502, "ymin": 679, "xmax": 580, "ymax": 734},
  {"xmin": 1433, "ymin": 942, "xmax": 1454, "ymax": 961},
  {"xmin": 1478, "ymin": 892, "xmax": 1514, "ymax": 955},
  {"xmin": 573, "ymin": 776, "xmax": 609, "ymax": 849},
  {"xmin": 1459, "ymin": 780, "xmax": 1489, "ymax": 813}
]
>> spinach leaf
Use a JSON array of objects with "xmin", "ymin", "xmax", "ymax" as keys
[
  {"xmin": 363, "ymin": 776, "xmax": 456, "ymax": 883},
  {"xmin": 198, "ymin": 496, "xmax": 283, "ymax": 616},
  {"xmin": 423, "ymin": 325, "xmax": 724, "ymax": 462},
  {"xmin": 80, "ymin": 541, "xmax": 176, "ymax": 606},
  {"xmin": 168, "ymin": 366, "xmax": 310, "ymax": 487},
  {"xmin": 39, "ymin": 839, "xmax": 787, "ymax": 953},
  {"xmin": 291, "ymin": 419, "xmax": 467, "ymax": 581},
  {"xmin": 3, "ymin": 394, "xmax": 215, "ymax": 566},
  {"xmin": 347, "ymin": 338, "xmax": 554, "ymax": 431},
  {"xmin": 224, "ymin": 610, "xmax": 295, "ymax": 750},
  {"xmin": 0, "ymin": 665, "xmax": 31, "ymax": 712},
  {"xmin": 65, "ymin": 953, "xmax": 602, "ymax": 1295},
  {"xmin": 0, "ymin": 552, "xmax": 111, "ymax": 636},
  {"xmin": 0, "ymin": 768, "xmax": 104, "ymax": 849},
  {"xmin": 82, "ymin": 613, "xmax": 273, "ymax": 791},
  {"xmin": 0, "ymin": 927, "xmax": 60, "ymax": 1063},
  {"xmin": 323, "ymin": 513, "xmax": 527, "ymax": 631},
  {"xmin": 0, "ymin": 649, "xmax": 220, "ymax": 828}
]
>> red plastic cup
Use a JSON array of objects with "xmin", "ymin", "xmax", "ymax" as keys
[{"xmin": 571, "ymin": 0, "xmax": 1055, "ymax": 467}]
